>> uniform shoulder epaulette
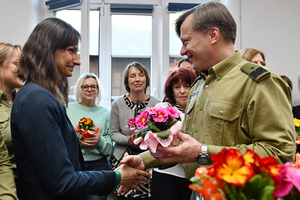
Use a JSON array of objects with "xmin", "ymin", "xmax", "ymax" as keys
[{"xmin": 240, "ymin": 63, "xmax": 270, "ymax": 83}]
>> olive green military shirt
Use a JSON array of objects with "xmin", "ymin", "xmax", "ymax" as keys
[
  {"xmin": 0, "ymin": 90, "xmax": 16, "ymax": 173},
  {"xmin": 182, "ymin": 52, "xmax": 295, "ymax": 179},
  {"xmin": 0, "ymin": 131, "xmax": 18, "ymax": 200},
  {"xmin": 141, "ymin": 52, "xmax": 295, "ymax": 180}
]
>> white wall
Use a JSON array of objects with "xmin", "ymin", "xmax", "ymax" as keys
[
  {"xmin": 0, "ymin": 0, "xmax": 51, "ymax": 46},
  {"xmin": 1, "ymin": 0, "xmax": 300, "ymax": 105},
  {"xmin": 239, "ymin": 0, "xmax": 300, "ymax": 106}
]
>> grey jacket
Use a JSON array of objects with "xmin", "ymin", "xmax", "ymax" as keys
[{"xmin": 110, "ymin": 95, "xmax": 161, "ymax": 160}]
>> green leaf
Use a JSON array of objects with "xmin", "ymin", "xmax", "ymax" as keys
[
  {"xmin": 243, "ymin": 174, "xmax": 274, "ymax": 200},
  {"xmin": 156, "ymin": 129, "xmax": 170, "ymax": 139},
  {"xmin": 257, "ymin": 185, "xmax": 274, "ymax": 200},
  {"xmin": 165, "ymin": 119, "xmax": 178, "ymax": 128},
  {"xmin": 190, "ymin": 177, "xmax": 202, "ymax": 187},
  {"xmin": 135, "ymin": 127, "xmax": 151, "ymax": 138},
  {"xmin": 224, "ymin": 183, "xmax": 238, "ymax": 200},
  {"xmin": 147, "ymin": 120, "xmax": 160, "ymax": 132}
]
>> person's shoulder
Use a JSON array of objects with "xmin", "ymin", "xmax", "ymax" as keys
[
  {"xmin": 240, "ymin": 62, "xmax": 271, "ymax": 83},
  {"xmin": 67, "ymin": 102, "xmax": 77, "ymax": 108},
  {"xmin": 155, "ymin": 102, "xmax": 169, "ymax": 108},
  {"xmin": 17, "ymin": 81, "xmax": 54, "ymax": 102},
  {"xmin": 149, "ymin": 95, "xmax": 161, "ymax": 103},
  {"xmin": 112, "ymin": 95, "xmax": 125, "ymax": 104},
  {"xmin": 98, "ymin": 105, "xmax": 110, "ymax": 113}
]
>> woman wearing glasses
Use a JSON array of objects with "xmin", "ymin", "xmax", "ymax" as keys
[{"xmin": 67, "ymin": 73, "xmax": 112, "ymax": 200}]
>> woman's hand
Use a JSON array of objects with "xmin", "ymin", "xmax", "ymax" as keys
[
  {"xmin": 127, "ymin": 134, "xmax": 140, "ymax": 149},
  {"xmin": 79, "ymin": 135, "xmax": 101, "ymax": 147},
  {"xmin": 115, "ymin": 162, "xmax": 150, "ymax": 192}
]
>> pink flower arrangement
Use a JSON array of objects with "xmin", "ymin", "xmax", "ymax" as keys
[{"xmin": 126, "ymin": 106, "xmax": 182, "ymax": 157}]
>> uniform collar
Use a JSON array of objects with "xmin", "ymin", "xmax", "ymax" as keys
[
  {"xmin": 0, "ymin": 90, "xmax": 7, "ymax": 101},
  {"xmin": 208, "ymin": 51, "xmax": 243, "ymax": 80}
]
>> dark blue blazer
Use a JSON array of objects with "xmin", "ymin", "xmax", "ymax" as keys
[{"xmin": 11, "ymin": 81, "xmax": 116, "ymax": 200}]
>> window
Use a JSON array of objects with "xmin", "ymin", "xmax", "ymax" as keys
[
  {"xmin": 56, "ymin": 10, "xmax": 100, "ymax": 101},
  {"xmin": 111, "ymin": 14, "xmax": 152, "ymax": 99},
  {"xmin": 169, "ymin": 12, "xmax": 184, "ymax": 72}
]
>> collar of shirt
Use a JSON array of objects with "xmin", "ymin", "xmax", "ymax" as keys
[{"xmin": 209, "ymin": 51, "xmax": 243, "ymax": 81}]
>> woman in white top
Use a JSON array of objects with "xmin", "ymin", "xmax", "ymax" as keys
[{"xmin": 152, "ymin": 67, "xmax": 197, "ymax": 200}]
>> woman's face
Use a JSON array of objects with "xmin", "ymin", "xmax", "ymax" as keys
[
  {"xmin": 0, "ymin": 49, "xmax": 24, "ymax": 90},
  {"xmin": 179, "ymin": 61, "xmax": 196, "ymax": 74},
  {"xmin": 127, "ymin": 66, "xmax": 147, "ymax": 93},
  {"xmin": 172, "ymin": 80, "xmax": 191, "ymax": 110},
  {"xmin": 251, "ymin": 53, "xmax": 266, "ymax": 67},
  {"xmin": 54, "ymin": 45, "xmax": 80, "ymax": 77},
  {"xmin": 81, "ymin": 77, "xmax": 98, "ymax": 102}
]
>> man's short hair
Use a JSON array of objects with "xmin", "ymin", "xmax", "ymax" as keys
[{"xmin": 175, "ymin": 2, "xmax": 236, "ymax": 44}]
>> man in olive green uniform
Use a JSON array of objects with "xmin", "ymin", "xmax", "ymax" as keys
[
  {"xmin": 0, "ymin": 130, "xmax": 18, "ymax": 200},
  {"xmin": 120, "ymin": 2, "xmax": 295, "ymax": 198}
]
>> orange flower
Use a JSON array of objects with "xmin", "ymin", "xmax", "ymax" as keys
[
  {"xmin": 214, "ymin": 149, "xmax": 255, "ymax": 186},
  {"xmin": 75, "ymin": 118, "xmax": 100, "ymax": 141},
  {"xmin": 189, "ymin": 167, "xmax": 226, "ymax": 200},
  {"xmin": 259, "ymin": 157, "xmax": 284, "ymax": 180},
  {"xmin": 243, "ymin": 149, "xmax": 261, "ymax": 167},
  {"xmin": 296, "ymin": 136, "xmax": 300, "ymax": 146},
  {"xmin": 193, "ymin": 176, "xmax": 226, "ymax": 200},
  {"xmin": 295, "ymin": 153, "xmax": 300, "ymax": 168}
]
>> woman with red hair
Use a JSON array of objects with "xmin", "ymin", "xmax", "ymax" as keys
[{"xmin": 151, "ymin": 67, "xmax": 197, "ymax": 200}]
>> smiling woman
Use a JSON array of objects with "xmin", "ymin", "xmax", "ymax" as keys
[
  {"xmin": 0, "ymin": 42, "xmax": 23, "ymax": 200},
  {"xmin": 54, "ymin": 45, "xmax": 80, "ymax": 77},
  {"xmin": 67, "ymin": 73, "xmax": 113, "ymax": 200},
  {"xmin": 10, "ymin": 18, "xmax": 151, "ymax": 200},
  {"xmin": 110, "ymin": 61, "xmax": 161, "ymax": 200}
]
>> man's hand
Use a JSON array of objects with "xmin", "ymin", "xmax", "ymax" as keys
[
  {"xmin": 155, "ymin": 132, "xmax": 201, "ymax": 164},
  {"xmin": 120, "ymin": 153, "xmax": 145, "ymax": 170}
]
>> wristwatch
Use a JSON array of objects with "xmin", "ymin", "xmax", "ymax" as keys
[{"xmin": 196, "ymin": 144, "xmax": 210, "ymax": 165}]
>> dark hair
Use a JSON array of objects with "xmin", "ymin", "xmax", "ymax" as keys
[
  {"xmin": 280, "ymin": 75, "xmax": 293, "ymax": 91},
  {"xmin": 123, "ymin": 61, "xmax": 150, "ymax": 93},
  {"xmin": 175, "ymin": 2, "xmax": 236, "ymax": 44},
  {"xmin": 165, "ymin": 68, "xmax": 197, "ymax": 106},
  {"xmin": 19, "ymin": 18, "xmax": 80, "ymax": 106},
  {"xmin": 178, "ymin": 57, "xmax": 191, "ymax": 68}
]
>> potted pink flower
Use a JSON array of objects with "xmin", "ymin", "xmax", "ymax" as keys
[{"xmin": 126, "ymin": 106, "xmax": 182, "ymax": 157}]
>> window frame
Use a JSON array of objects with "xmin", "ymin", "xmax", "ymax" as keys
[{"xmin": 55, "ymin": 0, "xmax": 208, "ymax": 108}]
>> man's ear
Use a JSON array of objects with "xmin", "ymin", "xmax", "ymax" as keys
[{"xmin": 209, "ymin": 27, "xmax": 219, "ymax": 44}]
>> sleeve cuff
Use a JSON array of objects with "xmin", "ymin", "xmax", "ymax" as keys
[{"xmin": 113, "ymin": 171, "xmax": 121, "ymax": 192}]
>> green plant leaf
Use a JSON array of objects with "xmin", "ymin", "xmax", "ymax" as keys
[
  {"xmin": 135, "ymin": 127, "xmax": 151, "ymax": 138},
  {"xmin": 156, "ymin": 129, "xmax": 170, "ymax": 139},
  {"xmin": 147, "ymin": 120, "xmax": 160, "ymax": 132},
  {"xmin": 165, "ymin": 119, "xmax": 178, "ymax": 128},
  {"xmin": 243, "ymin": 174, "xmax": 274, "ymax": 200},
  {"xmin": 190, "ymin": 177, "xmax": 202, "ymax": 187}
]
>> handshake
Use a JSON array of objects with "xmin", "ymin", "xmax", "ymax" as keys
[
  {"xmin": 114, "ymin": 153, "xmax": 148, "ymax": 193},
  {"xmin": 114, "ymin": 131, "xmax": 202, "ymax": 193}
]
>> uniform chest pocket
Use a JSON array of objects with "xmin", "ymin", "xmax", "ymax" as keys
[
  {"xmin": 207, "ymin": 101, "xmax": 241, "ymax": 146},
  {"xmin": 209, "ymin": 102, "xmax": 240, "ymax": 121},
  {"xmin": 0, "ymin": 112, "xmax": 10, "ymax": 141}
]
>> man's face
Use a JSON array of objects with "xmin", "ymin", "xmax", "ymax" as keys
[{"xmin": 179, "ymin": 14, "xmax": 212, "ymax": 71}]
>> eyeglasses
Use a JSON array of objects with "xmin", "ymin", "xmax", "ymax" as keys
[{"xmin": 81, "ymin": 85, "xmax": 98, "ymax": 91}]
